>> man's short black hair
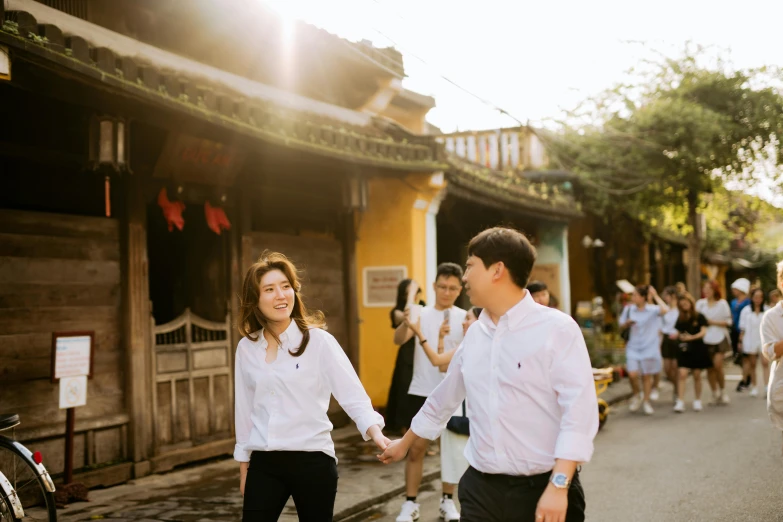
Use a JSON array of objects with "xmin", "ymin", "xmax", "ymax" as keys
[
  {"xmin": 468, "ymin": 227, "xmax": 537, "ymax": 289},
  {"xmin": 527, "ymin": 280, "xmax": 548, "ymax": 294},
  {"xmin": 436, "ymin": 262, "xmax": 463, "ymax": 281}
]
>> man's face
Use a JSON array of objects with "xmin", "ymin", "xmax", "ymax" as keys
[
  {"xmin": 531, "ymin": 290, "xmax": 550, "ymax": 306},
  {"xmin": 433, "ymin": 275, "xmax": 462, "ymax": 309},
  {"xmin": 732, "ymin": 288, "xmax": 741, "ymax": 299},
  {"xmin": 463, "ymin": 255, "xmax": 494, "ymax": 308}
]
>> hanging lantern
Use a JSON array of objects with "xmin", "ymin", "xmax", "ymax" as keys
[{"xmin": 89, "ymin": 115, "xmax": 130, "ymax": 172}]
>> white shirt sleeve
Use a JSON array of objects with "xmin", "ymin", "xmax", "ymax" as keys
[
  {"xmin": 619, "ymin": 306, "xmax": 630, "ymax": 324},
  {"xmin": 233, "ymin": 345, "xmax": 253, "ymax": 462},
  {"xmin": 551, "ymin": 322, "xmax": 599, "ymax": 463},
  {"xmin": 739, "ymin": 307, "xmax": 749, "ymax": 333},
  {"xmin": 761, "ymin": 312, "xmax": 780, "ymax": 362},
  {"xmin": 410, "ymin": 344, "xmax": 467, "ymax": 440},
  {"xmin": 321, "ymin": 333, "xmax": 384, "ymax": 440}
]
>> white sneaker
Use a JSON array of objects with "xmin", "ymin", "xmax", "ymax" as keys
[
  {"xmin": 650, "ymin": 388, "xmax": 660, "ymax": 401},
  {"xmin": 629, "ymin": 395, "xmax": 642, "ymax": 412},
  {"xmin": 396, "ymin": 500, "xmax": 421, "ymax": 522},
  {"xmin": 750, "ymin": 387, "xmax": 759, "ymax": 397},
  {"xmin": 673, "ymin": 399, "xmax": 685, "ymax": 413},
  {"xmin": 439, "ymin": 498, "xmax": 460, "ymax": 521},
  {"xmin": 643, "ymin": 401, "xmax": 654, "ymax": 415},
  {"xmin": 693, "ymin": 400, "xmax": 703, "ymax": 412}
]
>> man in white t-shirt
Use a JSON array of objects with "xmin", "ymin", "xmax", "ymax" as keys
[{"xmin": 393, "ymin": 262, "xmax": 467, "ymax": 522}]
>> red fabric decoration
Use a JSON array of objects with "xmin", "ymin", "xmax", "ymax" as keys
[
  {"xmin": 204, "ymin": 201, "xmax": 231, "ymax": 235},
  {"xmin": 157, "ymin": 188, "xmax": 186, "ymax": 231}
]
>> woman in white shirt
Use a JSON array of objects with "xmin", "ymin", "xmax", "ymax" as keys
[
  {"xmin": 739, "ymin": 287, "xmax": 766, "ymax": 397},
  {"xmin": 659, "ymin": 287, "xmax": 680, "ymax": 403},
  {"xmin": 695, "ymin": 281, "xmax": 733, "ymax": 405},
  {"xmin": 234, "ymin": 252, "xmax": 388, "ymax": 521}
]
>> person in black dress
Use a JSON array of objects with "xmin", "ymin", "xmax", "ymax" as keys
[
  {"xmin": 385, "ymin": 279, "xmax": 425, "ymax": 434},
  {"xmin": 670, "ymin": 293, "xmax": 711, "ymax": 413}
]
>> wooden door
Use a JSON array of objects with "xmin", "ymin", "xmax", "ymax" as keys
[{"xmin": 150, "ymin": 309, "xmax": 233, "ymax": 454}]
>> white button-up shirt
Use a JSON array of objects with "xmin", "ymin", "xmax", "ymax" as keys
[
  {"xmin": 410, "ymin": 292, "xmax": 599, "ymax": 476},
  {"xmin": 234, "ymin": 322, "xmax": 383, "ymax": 462},
  {"xmin": 761, "ymin": 302, "xmax": 783, "ymax": 431},
  {"xmin": 695, "ymin": 298, "xmax": 732, "ymax": 345}
]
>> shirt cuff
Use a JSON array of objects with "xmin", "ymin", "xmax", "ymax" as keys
[
  {"xmin": 554, "ymin": 431, "xmax": 594, "ymax": 463},
  {"xmin": 356, "ymin": 411, "xmax": 385, "ymax": 441},
  {"xmin": 410, "ymin": 410, "xmax": 447, "ymax": 441},
  {"xmin": 234, "ymin": 444, "xmax": 251, "ymax": 462}
]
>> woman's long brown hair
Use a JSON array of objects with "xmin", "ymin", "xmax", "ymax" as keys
[{"xmin": 238, "ymin": 251, "xmax": 325, "ymax": 356}]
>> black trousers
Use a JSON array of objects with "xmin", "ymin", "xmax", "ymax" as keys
[
  {"xmin": 458, "ymin": 466, "xmax": 586, "ymax": 522},
  {"xmin": 243, "ymin": 451, "xmax": 338, "ymax": 522}
]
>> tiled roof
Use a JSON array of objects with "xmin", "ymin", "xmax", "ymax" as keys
[
  {"xmin": 0, "ymin": 3, "xmax": 443, "ymax": 171},
  {"xmin": 446, "ymin": 152, "xmax": 582, "ymax": 220}
]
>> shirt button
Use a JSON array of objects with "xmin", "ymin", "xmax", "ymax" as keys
[{"xmin": 271, "ymin": 391, "xmax": 275, "ymax": 396}]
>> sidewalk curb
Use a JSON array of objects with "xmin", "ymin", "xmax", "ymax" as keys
[
  {"xmin": 607, "ymin": 391, "xmax": 634, "ymax": 406},
  {"xmin": 335, "ymin": 469, "xmax": 441, "ymax": 522}
]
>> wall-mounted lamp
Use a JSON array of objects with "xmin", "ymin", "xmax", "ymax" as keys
[
  {"xmin": 343, "ymin": 176, "xmax": 368, "ymax": 213},
  {"xmin": 89, "ymin": 115, "xmax": 130, "ymax": 173}
]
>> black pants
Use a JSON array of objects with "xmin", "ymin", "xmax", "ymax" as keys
[
  {"xmin": 458, "ymin": 466, "xmax": 586, "ymax": 522},
  {"xmin": 243, "ymin": 451, "xmax": 338, "ymax": 522}
]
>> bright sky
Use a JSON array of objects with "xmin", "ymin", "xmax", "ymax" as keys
[{"xmin": 263, "ymin": 0, "xmax": 783, "ymax": 134}]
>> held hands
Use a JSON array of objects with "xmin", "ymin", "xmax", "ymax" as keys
[
  {"xmin": 377, "ymin": 438, "xmax": 408, "ymax": 464},
  {"xmin": 535, "ymin": 484, "xmax": 568, "ymax": 522},
  {"xmin": 367, "ymin": 425, "xmax": 391, "ymax": 452},
  {"xmin": 669, "ymin": 333, "xmax": 679, "ymax": 341}
]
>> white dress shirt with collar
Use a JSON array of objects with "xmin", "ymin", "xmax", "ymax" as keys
[
  {"xmin": 234, "ymin": 321, "xmax": 383, "ymax": 462},
  {"xmin": 410, "ymin": 292, "xmax": 599, "ymax": 476},
  {"xmin": 761, "ymin": 302, "xmax": 783, "ymax": 431}
]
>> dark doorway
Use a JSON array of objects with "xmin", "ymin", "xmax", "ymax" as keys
[{"xmin": 147, "ymin": 195, "xmax": 231, "ymax": 324}]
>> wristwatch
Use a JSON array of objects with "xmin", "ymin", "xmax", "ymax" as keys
[{"xmin": 549, "ymin": 472, "xmax": 571, "ymax": 489}]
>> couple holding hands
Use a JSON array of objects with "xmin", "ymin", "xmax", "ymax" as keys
[{"xmin": 235, "ymin": 227, "xmax": 599, "ymax": 522}]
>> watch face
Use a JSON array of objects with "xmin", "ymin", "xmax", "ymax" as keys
[{"xmin": 552, "ymin": 474, "xmax": 568, "ymax": 487}]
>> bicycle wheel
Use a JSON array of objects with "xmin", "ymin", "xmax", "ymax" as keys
[{"xmin": 0, "ymin": 436, "xmax": 57, "ymax": 521}]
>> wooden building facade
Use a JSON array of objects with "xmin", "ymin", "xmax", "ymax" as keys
[{"xmin": 0, "ymin": 0, "xmax": 444, "ymax": 487}]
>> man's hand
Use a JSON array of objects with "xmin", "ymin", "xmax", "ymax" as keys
[
  {"xmin": 378, "ymin": 438, "xmax": 409, "ymax": 464},
  {"xmin": 535, "ymin": 484, "xmax": 568, "ymax": 522}
]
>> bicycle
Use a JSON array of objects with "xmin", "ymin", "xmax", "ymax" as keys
[{"xmin": 0, "ymin": 414, "xmax": 57, "ymax": 521}]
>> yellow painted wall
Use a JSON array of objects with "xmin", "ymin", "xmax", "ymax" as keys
[{"xmin": 356, "ymin": 174, "xmax": 439, "ymax": 405}]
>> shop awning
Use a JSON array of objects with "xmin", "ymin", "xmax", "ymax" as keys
[{"xmin": 0, "ymin": 0, "xmax": 445, "ymax": 172}]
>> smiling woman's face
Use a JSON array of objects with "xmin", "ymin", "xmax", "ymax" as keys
[{"xmin": 258, "ymin": 269, "xmax": 295, "ymax": 324}]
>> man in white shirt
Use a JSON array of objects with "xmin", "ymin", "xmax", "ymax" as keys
[
  {"xmin": 761, "ymin": 260, "xmax": 783, "ymax": 438},
  {"xmin": 393, "ymin": 262, "xmax": 467, "ymax": 522},
  {"xmin": 380, "ymin": 227, "xmax": 598, "ymax": 522}
]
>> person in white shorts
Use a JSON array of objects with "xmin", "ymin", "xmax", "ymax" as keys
[
  {"xmin": 407, "ymin": 307, "xmax": 483, "ymax": 520},
  {"xmin": 739, "ymin": 287, "xmax": 766, "ymax": 397},
  {"xmin": 696, "ymin": 281, "xmax": 733, "ymax": 405},
  {"xmin": 620, "ymin": 285, "xmax": 669, "ymax": 415},
  {"xmin": 393, "ymin": 262, "xmax": 467, "ymax": 522}
]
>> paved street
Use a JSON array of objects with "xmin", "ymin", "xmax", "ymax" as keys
[{"xmin": 361, "ymin": 374, "xmax": 783, "ymax": 522}]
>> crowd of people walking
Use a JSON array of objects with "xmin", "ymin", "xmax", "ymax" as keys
[{"xmin": 618, "ymin": 275, "xmax": 781, "ymax": 415}]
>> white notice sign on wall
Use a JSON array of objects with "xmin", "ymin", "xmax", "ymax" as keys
[
  {"xmin": 54, "ymin": 335, "xmax": 92, "ymax": 379},
  {"xmin": 59, "ymin": 375, "xmax": 87, "ymax": 409}
]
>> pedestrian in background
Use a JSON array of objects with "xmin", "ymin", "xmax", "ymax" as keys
[
  {"xmin": 620, "ymin": 285, "xmax": 670, "ymax": 415},
  {"xmin": 739, "ymin": 287, "xmax": 766, "ymax": 398},
  {"xmin": 380, "ymin": 227, "xmax": 598, "ymax": 522},
  {"xmin": 387, "ymin": 279, "xmax": 425, "ymax": 434},
  {"xmin": 672, "ymin": 293, "xmax": 711, "ymax": 413},
  {"xmin": 405, "ymin": 306, "xmax": 483, "ymax": 521},
  {"xmin": 234, "ymin": 252, "xmax": 388, "ymax": 521},
  {"xmin": 660, "ymin": 286, "xmax": 680, "ymax": 403},
  {"xmin": 527, "ymin": 280, "xmax": 550, "ymax": 306},
  {"xmin": 761, "ymin": 290, "xmax": 781, "ymax": 395},
  {"xmin": 392, "ymin": 263, "xmax": 467, "ymax": 522},
  {"xmin": 761, "ymin": 261, "xmax": 783, "ymax": 449},
  {"xmin": 696, "ymin": 281, "xmax": 732, "ymax": 405},
  {"xmin": 730, "ymin": 278, "xmax": 752, "ymax": 389},
  {"xmin": 769, "ymin": 289, "xmax": 781, "ymax": 308}
]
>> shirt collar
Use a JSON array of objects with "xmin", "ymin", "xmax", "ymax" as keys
[
  {"xmin": 477, "ymin": 291, "xmax": 538, "ymax": 331},
  {"xmin": 259, "ymin": 319, "xmax": 303, "ymax": 349}
]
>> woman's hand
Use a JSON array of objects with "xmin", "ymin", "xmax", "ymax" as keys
[
  {"xmin": 378, "ymin": 439, "xmax": 409, "ymax": 464},
  {"xmin": 668, "ymin": 333, "xmax": 679, "ymax": 341},
  {"xmin": 438, "ymin": 320, "xmax": 451, "ymax": 340},
  {"xmin": 367, "ymin": 425, "xmax": 391, "ymax": 451}
]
